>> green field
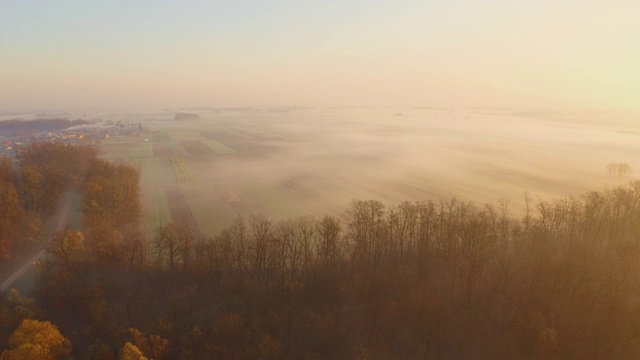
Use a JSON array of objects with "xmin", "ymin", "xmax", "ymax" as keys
[
  {"xmin": 144, "ymin": 190, "xmax": 173, "ymax": 240},
  {"xmin": 129, "ymin": 140, "xmax": 154, "ymax": 158},
  {"xmin": 100, "ymin": 139, "xmax": 139, "ymax": 160},
  {"xmin": 183, "ymin": 185, "xmax": 238, "ymax": 236},
  {"xmin": 137, "ymin": 157, "xmax": 176, "ymax": 185},
  {"xmin": 170, "ymin": 155, "xmax": 194, "ymax": 183},
  {"xmin": 232, "ymin": 182, "xmax": 311, "ymax": 221}
]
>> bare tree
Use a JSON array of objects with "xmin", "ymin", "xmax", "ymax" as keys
[
  {"xmin": 607, "ymin": 162, "xmax": 633, "ymax": 178},
  {"xmin": 47, "ymin": 229, "xmax": 85, "ymax": 271},
  {"xmin": 123, "ymin": 229, "xmax": 148, "ymax": 272},
  {"xmin": 153, "ymin": 223, "xmax": 181, "ymax": 272},
  {"xmin": 344, "ymin": 200, "xmax": 387, "ymax": 273},
  {"xmin": 316, "ymin": 215, "xmax": 341, "ymax": 270},
  {"xmin": 250, "ymin": 213, "xmax": 273, "ymax": 292}
]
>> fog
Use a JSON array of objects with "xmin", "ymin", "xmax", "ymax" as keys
[{"xmin": 83, "ymin": 107, "xmax": 634, "ymax": 235}]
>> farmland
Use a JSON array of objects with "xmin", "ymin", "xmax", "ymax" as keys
[{"xmin": 98, "ymin": 107, "xmax": 640, "ymax": 240}]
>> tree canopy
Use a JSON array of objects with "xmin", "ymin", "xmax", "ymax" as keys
[{"xmin": 0, "ymin": 320, "xmax": 71, "ymax": 360}]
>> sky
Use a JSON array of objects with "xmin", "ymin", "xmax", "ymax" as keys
[{"xmin": 1, "ymin": 0, "xmax": 638, "ymax": 112}]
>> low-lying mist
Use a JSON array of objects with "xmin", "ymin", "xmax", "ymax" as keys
[
  {"xmin": 183, "ymin": 108, "xmax": 638, "ymax": 214},
  {"xmin": 88, "ymin": 107, "xmax": 640, "ymax": 235}
]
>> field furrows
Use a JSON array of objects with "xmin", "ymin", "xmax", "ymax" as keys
[
  {"xmin": 145, "ymin": 190, "xmax": 173, "ymax": 239},
  {"xmin": 170, "ymin": 155, "xmax": 193, "ymax": 183},
  {"xmin": 164, "ymin": 186, "xmax": 201, "ymax": 236},
  {"xmin": 179, "ymin": 140, "xmax": 215, "ymax": 155}
]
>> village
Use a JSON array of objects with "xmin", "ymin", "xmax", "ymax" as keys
[{"xmin": 0, "ymin": 120, "xmax": 144, "ymax": 156}]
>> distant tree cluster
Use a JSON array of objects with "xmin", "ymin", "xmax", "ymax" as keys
[
  {"xmin": 174, "ymin": 112, "xmax": 201, "ymax": 121},
  {"xmin": 607, "ymin": 162, "xmax": 633, "ymax": 177}
]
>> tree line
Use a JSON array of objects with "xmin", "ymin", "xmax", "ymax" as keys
[
  {"xmin": 4, "ymin": 143, "xmax": 640, "ymax": 359},
  {"xmin": 0, "ymin": 142, "xmax": 146, "ymax": 359},
  {"xmin": 0, "ymin": 118, "xmax": 91, "ymax": 134}
]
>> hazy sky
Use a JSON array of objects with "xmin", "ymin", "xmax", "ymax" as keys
[{"xmin": 1, "ymin": 0, "xmax": 638, "ymax": 112}]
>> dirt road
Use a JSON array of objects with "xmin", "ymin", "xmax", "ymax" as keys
[{"xmin": 0, "ymin": 192, "xmax": 74, "ymax": 293}]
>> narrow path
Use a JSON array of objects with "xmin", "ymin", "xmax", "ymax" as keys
[{"xmin": 0, "ymin": 192, "xmax": 74, "ymax": 293}]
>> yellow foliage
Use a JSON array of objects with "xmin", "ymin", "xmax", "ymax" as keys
[
  {"xmin": 0, "ymin": 319, "xmax": 71, "ymax": 360},
  {"xmin": 128, "ymin": 328, "xmax": 169, "ymax": 360},
  {"xmin": 119, "ymin": 342, "xmax": 148, "ymax": 360}
]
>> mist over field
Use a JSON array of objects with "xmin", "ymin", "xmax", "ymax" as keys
[{"xmin": 78, "ymin": 107, "xmax": 638, "ymax": 236}]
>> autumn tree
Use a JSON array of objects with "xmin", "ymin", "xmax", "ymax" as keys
[
  {"xmin": 344, "ymin": 200, "xmax": 387, "ymax": 274},
  {"xmin": 315, "ymin": 215, "xmax": 341, "ymax": 270},
  {"xmin": 0, "ymin": 289, "xmax": 40, "ymax": 350},
  {"xmin": 0, "ymin": 158, "xmax": 21, "ymax": 262},
  {"xmin": 82, "ymin": 159, "xmax": 141, "ymax": 233},
  {"xmin": 46, "ymin": 229, "xmax": 85, "ymax": 272},
  {"xmin": 249, "ymin": 213, "xmax": 274, "ymax": 293},
  {"xmin": 154, "ymin": 223, "xmax": 177, "ymax": 272},
  {"xmin": 119, "ymin": 342, "xmax": 148, "ymax": 360},
  {"xmin": 217, "ymin": 216, "xmax": 250, "ymax": 284},
  {"xmin": 19, "ymin": 165, "xmax": 45, "ymax": 212},
  {"xmin": 0, "ymin": 319, "xmax": 71, "ymax": 360},
  {"xmin": 0, "ymin": 158, "xmax": 23, "ymax": 263},
  {"xmin": 123, "ymin": 229, "xmax": 148, "ymax": 272},
  {"xmin": 81, "ymin": 159, "xmax": 143, "ymax": 264},
  {"xmin": 16, "ymin": 142, "xmax": 96, "ymax": 214},
  {"xmin": 0, "ymin": 179, "xmax": 22, "ymax": 263},
  {"xmin": 128, "ymin": 328, "xmax": 169, "ymax": 360}
]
